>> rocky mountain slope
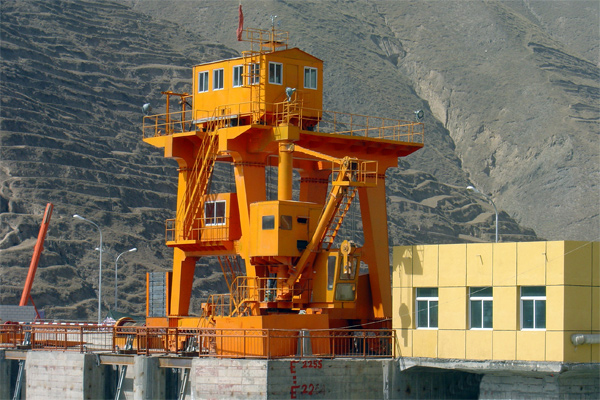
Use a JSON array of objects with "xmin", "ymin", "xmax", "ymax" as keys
[{"xmin": 1, "ymin": 0, "xmax": 595, "ymax": 320}]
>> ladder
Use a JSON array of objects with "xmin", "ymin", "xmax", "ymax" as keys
[
  {"xmin": 12, "ymin": 360, "xmax": 25, "ymax": 400},
  {"xmin": 178, "ymin": 369, "xmax": 190, "ymax": 400},
  {"xmin": 177, "ymin": 126, "xmax": 220, "ymax": 241},
  {"xmin": 115, "ymin": 365, "xmax": 127, "ymax": 400},
  {"xmin": 321, "ymin": 186, "xmax": 358, "ymax": 251}
]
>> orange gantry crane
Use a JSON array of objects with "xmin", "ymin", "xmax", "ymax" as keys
[{"xmin": 142, "ymin": 27, "xmax": 423, "ymax": 349}]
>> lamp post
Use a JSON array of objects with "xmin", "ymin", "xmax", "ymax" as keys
[
  {"xmin": 467, "ymin": 186, "xmax": 499, "ymax": 243},
  {"xmin": 73, "ymin": 214, "xmax": 103, "ymax": 324},
  {"xmin": 114, "ymin": 248, "xmax": 137, "ymax": 311}
]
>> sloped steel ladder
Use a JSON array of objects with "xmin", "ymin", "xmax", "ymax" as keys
[
  {"xmin": 230, "ymin": 276, "xmax": 252, "ymax": 317},
  {"xmin": 12, "ymin": 360, "xmax": 25, "ymax": 400},
  {"xmin": 178, "ymin": 369, "xmax": 190, "ymax": 400},
  {"xmin": 177, "ymin": 115, "xmax": 221, "ymax": 241},
  {"xmin": 321, "ymin": 186, "xmax": 358, "ymax": 251},
  {"xmin": 217, "ymin": 255, "xmax": 244, "ymax": 293},
  {"xmin": 114, "ymin": 335, "xmax": 135, "ymax": 400}
]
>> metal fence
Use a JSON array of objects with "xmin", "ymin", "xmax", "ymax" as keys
[{"xmin": 2, "ymin": 323, "xmax": 395, "ymax": 360}]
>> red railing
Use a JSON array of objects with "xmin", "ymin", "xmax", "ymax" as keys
[{"xmin": 2, "ymin": 324, "xmax": 395, "ymax": 359}]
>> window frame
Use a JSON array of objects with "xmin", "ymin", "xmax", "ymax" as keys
[
  {"xmin": 303, "ymin": 67, "xmax": 318, "ymax": 89},
  {"xmin": 415, "ymin": 288, "xmax": 438, "ymax": 329},
  {"xmin": 204, "ymin": 200, "xmax": 226, "ymax": 226},
  {"xmin": 232, "ymin": 65, "xmax": 244, "ymax": 88},
  {"xmin": 198, "ymin": 71, "xmax": 209, "ymax": 93},
  {"xmin": 213, "ymin": 68, "xmax": 224, "ymax": 91},
  {"xmin": 268, "ymin": 62, "xmax": 283, "ymax": 85},
  {"xmin": 469, "ymin": 287, "xmax": 493, "ymax": 330},
  {"xmin": 520, "ymin": 286, "xmax": 546, "ymax": 330},
  {"xmin": 248, "ymin": 63, "xmax": 260, "ymax": 85}
]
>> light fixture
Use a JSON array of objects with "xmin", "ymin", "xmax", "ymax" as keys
[
  {"xmin": 142, "ymin": 103, "xmax": 152, "ymax": 116},
  {"xmin": 285, "ymin": 87, "xmax": 296, "ymax": 102},
  {"xmin": 414, "ymin": 110, "xmax": 424, "ymax": 121}
]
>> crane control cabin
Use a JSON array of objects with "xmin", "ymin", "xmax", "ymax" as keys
[{"xmin": 142, "ymin": 27, "xmax": 424, "ymax": 336}]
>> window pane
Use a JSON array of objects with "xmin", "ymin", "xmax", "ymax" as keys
[
  {"xmin": 205, "ymin": 202, "xmax": 215, "ymax": 225},
  {"xmin": 471, "ymin": 300, "xmax": 482, "ymax": 329},
  {"xmin": 535, "ymin": 300, "xmax": 546, "ymax": 329},
  {"xmin": 470, "ymin": 287, "xmax": 493, "ymax": 297},
  {"xmin": 417, "ymin": 288, "xmax": 438, "ymax": 298},
  {"xmin": 262, "ymin": 215, "xmax": 275, "ymax": 230},
  {"xmin": 327, "ymin": 256, "xmax": 336, "ymax": 291},
  {"xmin": 522, "ymin": 300, "xmax": 534, "ymax": 329},
  {"xmin": 215, "ymin": 201, "xmax": 226, "ymax": 225},
  {"xmin": 233, "ymin": 66, "xmax": 243, "ymax": 87},
  {"xmin": 483, "ymin": 300, "xmax": 493, "ymax": 329},
  {"xmin": 417, "ymin": 300, "xmax": 428, "ymax": 328},
  {"xmin": 280, "ymin": 215, "xmax": 292, "ymax": 230},
  {"xmin": 522, "ymin": 286, "xmax": 545, "ymax": 297},
  {"xmin": 199, "ymin": 71, "xmax": 208, "ymax": 92},
  {"xmin": 429, "ymin": 300, "xmax": 438, "ymax": 328}
]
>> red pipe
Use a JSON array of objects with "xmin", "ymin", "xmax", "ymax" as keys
[{"xmin": 19, "ymin": 203, "xmax": 53, "ymax": 307}]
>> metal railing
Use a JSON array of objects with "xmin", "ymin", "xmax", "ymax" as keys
[
  {"xmin": 143, "ymin": 100, "xmax": 424, "ymax": 145},
  {"xmin": 166, "ymin": 216, "xmax": 231, "ymax": 243},
  {"xmin": 2, "ymin": 324, "xmax": 394, "ymax": 360}
]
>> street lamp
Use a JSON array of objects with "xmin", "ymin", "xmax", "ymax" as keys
[
  {"xmin": 73, "ymin": 214, "xmax": 103, "ymax": 324},
  {"xmin": 467, "ymin": 186, "xmax": 499, "ymax": 243},
  {"xmin": 114, "ymin": 248, "xmax": 137, "ymax": 311}
]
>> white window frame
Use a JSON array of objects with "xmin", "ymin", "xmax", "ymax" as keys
[
  {"xmin": 520, "ymin": 286, "xmax": 546, "ymax": 330},
  {"xmin": 268, "ymin": 62, "xmax": 283, "ymax": 85},
  {"xmin": 204, "ymin": 200, "xmax": 226, "ymax": 226},
  {"xmin": 304, "ymin": 67, "xmax": 317, "ymax": 89},
  {"xmin": 198, "ymin": 71, "xmax": 209, "ymax": 93},
  {"xmin": 248, "ymin": 63, "xmax": 260, "ymax": 85},
  {"xmin": 232, "ymin": 65, "xmax": 243, "ymax": 88},
  {"xmin": 416, "ymin": 288, "xmax": 438, "ymax": 329},
  {"xmin": 213, "ymin": 68, "xmax": 224, "ymax": 91},
  {"xmin": 469, "ymin": 287, "xmax": 493, "ymax": 330}
]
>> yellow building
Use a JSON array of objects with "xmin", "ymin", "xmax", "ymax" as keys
[{"xmin": 392, "ymin": 241, "xmax": 599, "ymax": 363}]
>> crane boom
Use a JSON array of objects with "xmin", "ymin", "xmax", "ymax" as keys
[{"xmin": 19, "ymin": 203, "xmax": 53, "ymax": 307}]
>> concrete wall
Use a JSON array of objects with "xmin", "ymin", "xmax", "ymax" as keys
[
  {"xmin": 24, "ymin": 351, "xmax": 109, "ymax": 399},
  {"xmin": 190, "ymin": 358, "xmax": 268, "ymax": 400}
]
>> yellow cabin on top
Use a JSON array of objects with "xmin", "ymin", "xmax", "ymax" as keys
[{"xmin": 192, "ymin": 46, "xmax": 323, "ymax": 127}]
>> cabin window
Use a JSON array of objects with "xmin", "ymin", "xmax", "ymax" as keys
[
  {"xmin": 262, "ymin": 215, "xmax": 275, "ymax": 230},
  {"xmin": 521, "ymin": 286, "xmax": 546, "ymax": 330},
  {"xmin": 248, "ymin": 63, "xmax": 260, "ymax": 85},
  {"xmin": 198, "ymin": 71, "xmax": 209, "ymax": 93},
  {"xmin": 204, "ymin": 200, "xmax": 226, "ymax": 226},
  {"xmin": 280, "ymin": 215, "xmax": 292, "ymax": 230},
  {"xmin": 232, "ymin": 65, "xmax": 243, "ymax": 87},
  {"xmin": 213, "ymin": 68, "xmax": 224, "ymax": 90},
  {"xmin": 268, "ymin": 62, "xmax": 283, "ymax": 85},
  {"xmin": 416, "ymin": 288, "xmax": 438, "ymax": 329},
  {"xmin": 304, "ymin": 67, "xmax": 317, "ymax": 89},
  {"xmin": 470, "ymin": 287, "xmax": 493, "ymax": 329}
]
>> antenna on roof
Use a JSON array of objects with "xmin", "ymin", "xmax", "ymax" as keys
[{"xmin": 270, "ymin": 15, "xmax": 278, "ymax": 29}]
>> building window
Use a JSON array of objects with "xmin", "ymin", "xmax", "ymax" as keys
[
  {"xmin": 269, "ymin": 62, "xmax": 283, "ymax": 85},
  {"xmin": 470, "ymin": 287, "xmax": 493, "ymax": 329},
  {"xmin": 304, "ymin": 67, "xmax": 317, "ymax": 89},
  {"xmin": 416, "ymin": 288, "xmax": 438, "ymax": 329},
  {"xmin": 232, "ymin": 65, "xmax": 243, "ymax": 87},
  {"xmin": 198, "ymin": 71, "xmax": 209, "ymax": 93},
  {"xmin": 213, "ymin": 68, "xmax": 224, "ymax": 90},
  {"xmin": 521, "ymin": 286, "xmax": 546, "ymax": 330},
  {"xmin": 248, "ymin": 63, "xmax": 260, "ymax": 85},
  {"xmin": 262, "ymin": 215, "xmax": 275, "ymax": 230},
  {"xmin": 204, "ymin": 200, "xmax": 226, "ymax": 226}
]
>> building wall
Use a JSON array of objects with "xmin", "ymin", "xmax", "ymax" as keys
[{"xmin": 392, "ymin": 241, "xmax": 600, "ymax": 363}]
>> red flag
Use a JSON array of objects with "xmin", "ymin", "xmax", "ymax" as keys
[{"xmin": 236, "ymin": 5, "xmax": 244, "ymax": 41}]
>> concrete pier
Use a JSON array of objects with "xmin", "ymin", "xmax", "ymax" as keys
[{"xmin": 1, "ymin": 350, "xmax": 598, "ymax": 399}]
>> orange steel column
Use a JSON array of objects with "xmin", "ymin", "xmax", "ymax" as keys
[
  {"xmin": 233, "ymin": 160, "xmax": 266, "ymax": 272},
  {"xmin": 169, "ymin": 248, "xmax": 197, "ymax": 316},
  {"xmin": 278, "ymin": 142, "xmax": 293, "ymax": 201},
  {"xmin": 358, "ymin": 181, "xmax": 392, "ymax": 318},
  {"xmin": 299, "ymin": 169, "xmax": 330, "ymax": 204}
]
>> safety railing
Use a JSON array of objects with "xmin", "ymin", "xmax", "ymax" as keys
[
  {"xmin": 166, "ymin": 216, "xmax": 231, "ymax": 243},
  {"xmin": 1, "ymin": 323, "xmax": 113, "ymax": 352},
  {"xmin": 111, "ymin": 326, "xmax": 395, "ymax": 359},
  {"xmin": 143, "ymin": 99, "xmax": 424, "ymax": 145},
  {"xmin": 2, "ymin": 323, "xmax": 395, "ymax": 359}
]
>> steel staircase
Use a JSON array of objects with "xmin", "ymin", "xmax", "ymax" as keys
[{"xmin": 321, "ymin": 186, "xmax": 358, "ymax": 251}]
